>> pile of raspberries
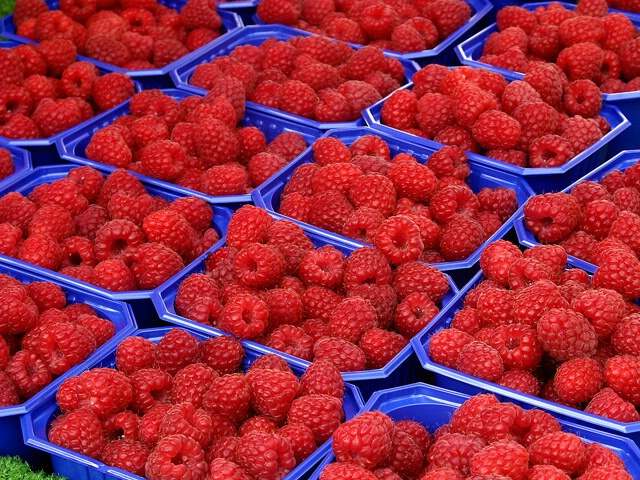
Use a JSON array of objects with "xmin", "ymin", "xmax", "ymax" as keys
[
  {"xmin": 0, "ymin": 148, "xmax": 16, "ymax": 181},
  {"xmin": 173, "ymin": 205, "xmax": 451, "ymax": 371},
  {"xmin": 84, "ymin": 89, "xmax": 310, "ymax": 195},
  {"xmin": 188, "ymin": 36, "xmax": 408, "ymax": 122},
  {"xmin": 256, "ymin": 0, "xmax": 472, "ymax": 53},
  {"xmin": 317, "ymin": 393, "xmax": 635, "ymax": 479},
  {"xmin": 523, "ymin": 158, "xmax": 640, "ymax": 300},
  {"xmin": 478, "ymin": 1, "xmax": 640, "ymax": 92},
  {"xmin": 0, "ymin": 166, "xmax": 222, "ymax": 292},
  {"xmin": 0, "ymin": 42, "xmax": 135, "ymax": 139},
  {"xmin": 0, "ymin": 276, "xmax": 116, "ymax": 407},
  {"xmin": 11, "ymin": 0, "xmax": 227, "ymax": 70},
  {"xmin": 276, "ymin": 134, "xmax": 519, "ymax": 263},
  {"xmin": 428, "ymin": 240, "xmax": 640, "ymax": 424},
  {"xmin": 380, "ymin": 63, "xmax": 611, "ymax": 168},
  {"xmin": 48, "ymin": 328, "xmax": 351, "ymax": 480}
]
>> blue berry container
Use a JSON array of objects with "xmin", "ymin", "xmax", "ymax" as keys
[
  {"xmin": 455, "ymin": 1, "xmax": 640, "ymax": 156},
  {"xmin": 308, "ymin": 382, "xmax": 640, "ymax": 479},
  {"xmin": 0, "ymin": 40, "xmax": 144, "ymax": 165},
  {"xmin": 0, "ymin": 164, "xmax": 233, "ymax": 326},
  {"xmin": 249, "ymin": 0, "xmax": 493, "ymax": 66},
  {"xmin": 171, "ymin": 24, "xmax": 420, "ymax": 131},
  {"xmin": 22, "ymin": 326, "xmax": 365, "ymax": 480},
  {"xmin": 411, "ymin": 264, "xmax": 640, "ymax": 445},
  {"xmin": 251, "ymin": 126, "xmax": 535, "ymax": 289},
  {"xmin": 152, "ymin": 209, "xmax": 459, "ymax": 400},
  {"xmin": 0, "ymin": 0, "xmax": 243, "ymax": 89},
  {"xmin": 56, "ymin": 88, "xmax": 323, "ymax": 208},
  {"xmin": 363, "ymin": 82, "xmax": 630, "ymax": 194},
  {"xmin": 0, "ymin": 263, "xmax": 137, "ymax": 465},
  {"xmin": 0, "ymin": 144, "xmax": 32, "ymax": 190},
  {"xmin": 514, "ymin": 149, "xmax": 640, "ymax": 273}
]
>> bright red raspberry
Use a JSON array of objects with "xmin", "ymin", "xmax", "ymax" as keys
[
  {"xmin": 439, "ymin": 216, "xmax": 486, "ymax": 262},
  {"xmin": 523, "ymin": 193, "xmax": 581, "ymax": 244},
  {"xmin": 585, "ymin": 387, "xmax": 640, "ymax": 422},
  {"xmin": 246, "ymin": 367, "xmax": 300, "ymax": 424},
  {"xmin": 456, "ymin": 340, "xmax": 504, "ymax": 382},
  {"xmin": 93, "ymin": 259, "xmax": 136, "ymax": 292},
  {"xmin": 393, "ymin": 292, "xmax": 439, "ymax": 338},
  {"xmin": 145, "ymin": 434, "xmax": 207, "ymax": 480},
  {"xmin": 36, "ymin": 322, "xmax": 96, "ymax": 375},
  {"xmin": 358, "ymin": 327, "xmax": 407, "ymax": 369},
  {"xmin": 129, "ymin": 368, "xmax": 173, "ymax": 414},
  {"xmin": 101, "ymin": 439, "xmax": 151, "ymax": 476},
  {"xmin": 528, "ymin": 432, "xmax": 585, "ymax": 476},
  {"xmin": 572, "ymin": 288, "xmax": 626, "ymax": 340},
  {"xmin": 65, "ymin": 368, "xmax": 132, "ymax": 417},
  {"xmin": 48, "ymin": 408, "xmax": 106, "ymax": 459},
  {"xmin": 153, "ymin": 328, "xmax": 199, "ymax": 376},
  {"xmin": 429, "ymin": 328, "xmax": 475, "ymax": 368},
  {"xmin": 553, "ymin": 356, "xmax": 603, "ymax": 404},
  {"xmin": 560, "ymin": 115, "xmax": 603, "ymax": 155},
  {"xmin": 537, "ymin": 308, "xmax": 598, "ymax": 362},
  {"xmin": 313, "ymin": 336, "xmax": 366, "ymax": 372},
  {"xmin": 236, "ymin": 431, "xmax": 296, "ymax": 478},
  {"xmin": 391, "ymin": 260, "xmax": 450, "ymax": 302},
  {"xmin": 5, "ymin": 349, "xmax": 51, "ymax": 398},
  {"xmin": 129, "ymin": 242, "xmax": 184, "ymax": 290},
  {"xmin": 226, "ymin": 205, "xmax": 274, "ymax": 249},
  {"xmin": 471, "ymin": 110, "xmax": 521, "ymax": 151},
  {"xmin": 469, "ymin": 439, "xmax": 529, "ymax": 479},
  {"xmin": 427, "ymin": 433, "xmax": 485, "ymax": 476},
  {"xmin": 142, "ymin": 209, "xmax": 193, "ymax": 256},
  {"xmin": 604, "ymin": 354, "xmax": 640, "ymax": 405},
  {"xmin": 381, "ymin": 89, "xmax": 418, "ymax": 130}
]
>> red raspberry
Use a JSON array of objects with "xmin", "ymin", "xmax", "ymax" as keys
[
  {"xmin": 449, "ymin": 394, "xmax": 499, "ymax": 433},
  {"xmin": 226, "ymin": 205, "xmax": 274, "ymax": 249},
  {"xmin": 13, "ymin": 0, "xmax": 49, "ymax": 27},
  {"xmin": 358, "ymin": 327, "xmax": 407, "ymax": 368},
  {"xmin": 427, "ymin": 433, "xmax": 485, "ymax": 476},
  {"xmin": 564, "ymin": 80, "xmax": 602, "ymax": 119},
  {"xmin": 553, "ymin": 356, "xmax": 603, "ymax": 404},
  {"xmin": 142, "ymin": 209, "xmax": 194, "ymax": 256},
  {"xmin": 257, "ymin": 0, "xmax": 301, "ymax": 24},
  {"xmin": 528, "ymin": 432, "xmax": 585, "ymax": 476},
  {"xmin": 129, "ymin": 242, "xmax": 184, "ymax": 290},
  {"xmin": 218, "ymin": 294, "xmax": 269, "ymax": 339},
  {"xmin": 559, "ymin": 15, "xmax": 606, "ymax": 46},
  {"xmin": 380, "ymin": 89, "xmax": 418, "ymax": 131},
  {"xmin": 0, "ymin": 285, "xmax": 37, "ymax": 336},
  {"xmin": 84, "ymin": 35, "xmax": 130, "ymax": 68},
  {"xmin": 31, "ymin": 98, "xmax": 82, "ymax": 137},
  {"xmin": 537, "ymin": 308, "xmax": 598, "ymax": 362},
  {"xmin": 523, "ymin": 193, "xmax": 581, "ymax": 244},
  {"xmin": 342, "ymin": 246, "xmax": 392, "ymax": 291},
  {"xmin": 604, "ymin": 354, "xmax": 640, "ymax": 405},
  {"xmin": 101, "ymin": 439, "xmax": 151, "ymax": 476},
  {"xmin": 469, "ymin": 439, "xmax": 529, "ymax": 479},
  {"xmin": 374, "ymin": 216, "xmax": 423, "ymax": 265},
  {"xmin": 264, "ymin": 325, "xmax": 313, "ymax": 360},
  {"xmin": 93, "ymin": 219, "xmax": 144, "ymax": 263},
  {"xmin": 612, "ymin": 314, "xmax": 640, "ymax": 356},
  {"xmin": 145, "ymin": 434, "xmax": 207, "ymax": 480},
  {"xmin": 471, "ymin": 110, "xmax": 522, "ymax": 151},
  {"xmin": 585, "ymin": 387, "xmax": 640, "ymax": 422},
  {"xmin": 425, "ymin": 145, "xmax": 469, "ymax": 180},
  {"xmin": 497, "ymin": 5, "xmax": 536, "ymax": 33},
  {"xmin": 392, "ymin": 260, "xmax": 449, "ymax": 302},
  {"xmin": 236, "ymin": 431, "xmax": 296, "ymax": 478},
  {"xmin": 158, "ymin": 403, "xmax": 213, "ymax": 448},
  {"xmin": 153, "ymin": 328, "xmax": 199, "ymax": 376},
  {"xmin": 48, "ymin": 408, "xmax": 106, "ymax": 459},
  {"xmin": 299, "ymin": 360, "xmax": 344, "ymax": 399},
  {"xmin": 313, "ymin": 336, "xmax": 366, "ymax": 372},
  {"xmin": 497, "ymin": 369, "xmax": 541, "ymax": 395},
  {"xmin": 485, "ymin": 323, "xmax": 543, "ymax": 371},
  {"xmin": 393, "ymin": 290, "xmax": 438, "ymax": 337},
  {"xmin": 248, "ymin": 354, "xmax": 293, "ymax": 374},
  {"xmin": 246, "ymin": 367, "xmax": 300, "ymax": 423},
  {"xmin": 129, "ymin": 368, "xmax": 173, "ymax": 414},
  {"xmin": 93, "ymin": 259, "xmax": 135, "ymax": 292},
  {"xmin": 337, "ymin": 80, "xmax": 383, "ymax": 118},
  {"xmin": 439, "ymin": 216, "xmax": 486, "ymax": 262},
  {"xmin": 234, "ymin": 243, "xmax": 286, "ymax": 289},
  {"xmin": 4, "ymin": 349, "xmax": 50, "ymax": 398},
  {"xmin": 560, "ymin": 115, "xmax": 603, "ymax": 155},
  {"xmin": 327, "ymin": 296, "xmax": 378, "ymax": 343},
  {"xmin": 451, "ymin": 83, "xmax": 498, "ymax": 128},
  {"xmin": 456, "ymin": 340, "xmax": 504, "ymax": 382},
  {"xmin": 332, "ymin": 412, "xmax": 393, "ymax": 469},
  {"xmin": 320, "ymin": 463, "xmax": 378, "ymax": 479},
  {"xmin": 572, "ymin": 288, "xmax": 626, "ymax": 341},
  {"xmin": 67, "ymin": 368, "xmax": 133, "ymax": 417},
  {"xmin": 556, "ymin": 42, "xmax": 604, "ymax": 82},
  {"xmin": 115, "ymin": 337, "xmax": 155, "ymax": 376},
  {"xmin": 430, "ymin": 185, "xmax": 479, "ymax": 224},
  {"xmin": 201, "ymin": 373, "xmax": 249, "ymax": 424},
  {"xmin": 36, "ymin": 322, "xmax": 96, "ymax": 375},
  {"xmin": 424, "ymin": 0, "xmax": 471, "ymax": 38},
  {"xmin": 278, "ymin": 80, "xmax": 318, "ymax": 119},
  {"xmin": 593, "ymin": 249, "xmax": 640, "ymax": 299},
  {"xmin": 429, "ymin": 328, "xmax": 474, "ymax": 368}
]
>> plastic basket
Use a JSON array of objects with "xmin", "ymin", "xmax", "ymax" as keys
[
  {"xmin": 0, "ymin": 144, "xmax": 32, "ymax": 191},
  {"xmin": 171, "ymin": 24, "xmax": 420, "ymax": 131},
  {"xmin": 363, "ymin": 82, "xmax": 630, "ymax": 194},
  {"xmin": 0, "ymin": 0, "xmax": 243, "ymax": 89},
  {"xmin": 455, "ymin": 1, "xmax": 640, "ymax": 155},
  {"xmin": 0, "ymin": 40, "xmax": 144, "ymax": 164},
  {"xmin": 250, "ymin": 0, "xmax": 493, "ymax": 65},
  {"xmin": 514, "ymin": 149, "xmax": 640, "ymax": 273},
  {"xmin": 251, "ymin": 126, "xmax": 535, "ymax": 288},
  {"xmin": 0, "ymin": 164, "xmax": 233, "ymax": 326},
  {"xmin": 411, "ymin": 268, "xmax": 640, "ymax": 444},
  {"xmin": 22, "ymin": 326, "xmax": 364, "ymax": 480},
  {"xmin": 0, "ymin": 264, "xmax": 137, "ymax": 464},
  {"xmin": 56, "ymin": 88, "xmax": 323, "ymax": 207},
  {"xmin": 309, "ymin": 382, "xmax": 640, "ymax": 478},
  {"xmin": 152, "ymin": 210, "xmax": 459, "ymax": 400}
]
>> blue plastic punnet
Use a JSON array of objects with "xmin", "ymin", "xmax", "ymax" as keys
[
  {"xmin": 22, "ymin": 326, "xmax": 364, "ymax": 480},
  {"xmin": 152, "ymin": 209, "xmax": 459, "ymax": 400},
  {"xmin": 0, "ymin": 263, "xmax": 136, "ymax": 464},
  {"xmin": 171, "ymin": 24, "xmax": 420, "ymax": 130},
  {"xmin": 56, "ymin": 88, "xmax": 323, "ymax": 207},
  {"xmin": 0, "ymin": 0, "xmax": 243, "ymax": 89},
  {"xmin": 363, "ymin": 82, "xmax": 630, "ymax": 193},
  {"xmin": 252, "ymin": 126, "xmax": 535, "ymax": 288},
  {"xmin": 308, "ymin": 382, "xmax": 640, "ymax": 478},
  {"xmin": 0, "ymin": 164, "xmax": 233, "ymax": 325},
  {"xmin": 514, "ymin": 149, "xmax": 640, "ymax": 273},
  {"xmin": 411, "ymin": 267, "xmax": 640, "ymax": 444},
  {"xmin": 0, "ymin": 40, "xmax": 144, "ymax": 164},
  {"xmin": 0, "ymin": 144, "xmax": 32, "ymax": 190},
  {"xmin": 249, "ymin": 0, "xmax": 493, "ymax": 65},
  {"xmin": 455, "ymin": 1, "xmax": 640, "ymax": 154}
]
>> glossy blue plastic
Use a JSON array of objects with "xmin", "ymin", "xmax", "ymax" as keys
[
  {"xmin": 514, "ymin": 149, "xmax": 640, "ymax": 273},
  {"xmin": 252, "ymin": 126, "xmax": 535, "ymax": 288},
  {"xmin": 309, "ymin": 382, "xmax": 640, "ymax": 478},
  {"xmin": 0, "ymin": 144, "xmax": 32, "ymax": 190},
  {"xmin": 0, "ymin": 263, "xmax": 136, "ymax": 464},
  {"xmin": 455, "ymin": 1, "xmax": 640, "ymax": 154},
  {"xmin": 411, "ymin": 268, "xmax": 640, "ymax": 444},
  {"xmin": 171, "ymin": 24, "xmax": 420, "ymax": 130},
  {"xmin": 0, "ymin": 164, "xmax": 233, "ymax": 326},
  {"xmin": 57, "ymin": 88, "xmax": 322, "ymax": 207},
  {"xmin": 0, "ymin": 40, "xmax": 144, "ymax": 164},
  {"xmin": 152, "ymin": 209, "xmax": 459, "ymax": 400},
  {"xmin": 0, "ymin": 0, "xmax": 242, "ymax": 89},
  {"xmin": 364, "ymin": 82, "xmax": 630, "ymax": 193},
  {"xmin": 250, "ymin": 0, "xmax": 493, "ymax": 65},
  {"xmin": 22, "ymin": 326, "xmax": 364, "ymax": 480}
]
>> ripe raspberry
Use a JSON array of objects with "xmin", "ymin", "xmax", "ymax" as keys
[
  {"xmin": 604, "ymin": 354, "xmax": 640, "ymax": 405},
  {"xmin": 456, "ymin": 340, "xmax": 504, "ymax": 382},
  {"xmin": 153, "ymin": 328, "xmax": 199, "ymax": 376},
  {"xmin": 246, "ymin": 367, "xmax": 300, "ymax": 423},
  {"xmin": 300, "ymin": 360, "xmax": 344, "ymax": 398},
  {"xmin": 358, "ymin": 327, "xmax": 407, "ymax": 369},
  {"xmin": 523, "ymin": 193, "xmax": 581, "ymax": 244},
  {"xmin": 553, "ymin": 356, "xmax": 603, "ymax": 404},
  {"xmin": 67, "ymin": 368, "xmax": 132, "ymax": 417},
  {"xmin": 469, "ymin": 439, "xmax": 529, "ymax": 479},
  {"xmin": 537, "ymin": 308, "xmax": 598, "ymax": 362},
  {"xmin": 48, "ymin": 408, "xmax": 106, "ymax": 459},
  {"xmin": 236, "ymin": 431, "xmax": 296, "ymax": 478},
  {"xmin": 392, "ymin": 261, "xmax": 450, "ymax": 302},
  {"xmin": 470, "ymin": 110, "xmax": 521, "ymax": 151},
  {"xmin": 36, "ymin": 322, "xmax": 96, "ymax": 375},
  {"xmin": 585, "ymin": 387, "xmax": 640, "ymax": 422},
  {"xmin": 257, "ymin": 0, "xmax": 301, "ymax": 24},
  {"xmin": 332, "ymin": 412, "xmax": 393, "ymax": 469},
  {"xmin": 380, "ymin": 89, "xmax": 418, "ymax": 130},
  {"xmin": 528, "ymin": 432, "xmax": 585, "ymax": 476},
  {"xmin": 313, "ymin": 336, "xmax": 366, "ymax": 372},
  {"xmin": 430, "ymin": 185, "xmax": 479, "ymax": 224},
  {"xmin": 427, "ymin": 432, "xmax": 485, "ymax": 476},
  {"xmin": 145, "ymin": 434, "xmax": 207, "ymax": 480},
  {"xmin": 4, "ymin": 349, "xmax": 51, "ymax": 399},
  {"xmin": 101, "ymin": 439, "xmax": 151, "ymax": 476},
  {"xmin": 226, "ymin": 205, "xmax": 274, "ymax": 249},
  {"xmin": 92, "ymin": 259, "xmax": 135, "ymax": 292},
  {"xmin": 439, "ymin": 216, "xmax": 485, "ymax": 262},
  {"xmin": 428, "ymin": 328, "xmax": 474, "ymax": 368},
  {"xmin": 129, "ymin": 242, "xmax": 184, "ymax": 290}
]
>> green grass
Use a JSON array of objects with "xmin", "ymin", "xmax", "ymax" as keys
[
  {"xmin": 0, "ymin": 457, "xmax": 67, "ymax": 480},
  {"xmin": 0, "ymin": 0, "xmax": 14, "ymax": 18}
]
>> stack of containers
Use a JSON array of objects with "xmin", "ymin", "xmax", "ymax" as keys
[
  {"xmin": 1, "ymin": 0, "xmax": 640, "ymax": 476},
  {"xmin": 456, "ymin": 1, "xmax": 640, "ymax": 157}
]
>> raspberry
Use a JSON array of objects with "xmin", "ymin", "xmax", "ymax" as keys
[
  {"xmin": 552, "ymin": 356, "xmax": 603, "ymax": 404},
  {"xmin": 455, "ymin": 340, "xmax": 504, "ymax": 382},
  {"xmin": 528, "ymin": 432, "xmax": 585, "ymax": 476},
  {"xmin": 49, "ymin": 408, "xmax": 106, "ymax": 459},
  {"xmin": 257, "ymin": 0, "xmax": 301, "ymax": 24},
  {"xmin": 68, "ymin": 368, "xmax": 133, "ymax": 417},
  {"xmin": 278, "ymin": 80, "xmax": 318, "ymax": 119},
  {"xmin": 380, "ymin": 89, "xmax": 418, "ymax": 131},
  {"xmin": 470, "ymin": 109, "xmax": 522, "ymax": 151},
  {"xmin": 128, "ymin": 368, "xmax": 173, "ymax": 414},
  {"xmin": 439, "ymin": 216, "xmax": 486, "ymax": 262},
  {"xmin": 85, "ymin": 128, "xmax": 133, "ymax": 169},
  {"xmin": 564, "ymin": 80, "xmax": 602, "ymax": 119},
  {"xmin": 559, "ymin": 15, "xmax": 606, "ymax": 46},
  {"xmin": 236, "ymin": 431, "xmax": 297, "ymax": 478},
  {"xmin": 326, "ymin": 296, "xmax": 377, "ymax": 344},
  {"xmin": 36, "ymin": 322, "xmax": 96, "ymax": 375},
  {"xmin": 145, "ymin": 434, "xmax": 207, "ymax": 480},
  {"xmin": 129, "ymin": 242, "xmax": 184, "ymax": 290},
  {"xmin": 93, "ymin": 259, "xmax": 136, "ymax": 292},
  {"xmin": 153, "ymin": 328, "xmax": 199, "ymax": 376},
  {"xmin": 392, "ymin": 261, "xmax": 449, "ymax": 302},
  {"xmin": 246, "ymin": 367, "xmax": 300, "ymax": 423},
  {"xmin": 427, "ymin": 433, "xmax": 486, "ymax": 476},
  {"xmin": 537, "ymin": 308, "xmax": 598, "ymax": 362},
  {"xmin": 4, "ymin": 349, "xmax": 51, "ymax": 399},
  {"xmin": 226, "ymin": 205, "xmax": 273, "ymax": 249},
  {"xmin": 430, "ymin": 185, "xmax": 479, "ymax": 224},
  {"xmin": 585, "ymin": 387, "xmax": 640, "ymax": 422},
  {"xmin": 425, "ymin": 146, "xmax": 470, "ymax": 180},
  {"xmin": 101, "ymin": 439, "xmax": 151, "ymax": 476},
  {"xmin": 604, "ymin": 354, "xmax": 640, "ymax": 405},
  {"xmin": 84, "ymin": 35, "xmax": 130, "ymax": 67},
  {"xmin": 313, "ymin": 336, "xmax": 366, "ymax": 372},
  {"xmin": 523, "ymin": 193, "xmax": 581, "ymax": 244},
  {"xmin": 469, "ymin": 439, "xmax": 529, "ymax": 479}
]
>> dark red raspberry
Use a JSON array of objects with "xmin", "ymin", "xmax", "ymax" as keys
[
  {"xmin": 469, "ymin": 439, "xmax": 529, "ymax": 479},
  {"xmin": 129, "ymin": 242, "xmax": 184, "ymax": 290},
  {"xmin": 48, "ymin": 408, "xmax": 106, "ymax": 459},
  {"xmin": 427, "ymin": 433, "xmax": 485, "ymax": 476}
]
